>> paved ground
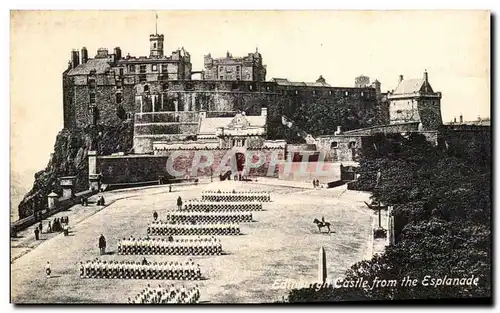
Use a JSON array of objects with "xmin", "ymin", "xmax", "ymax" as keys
[{"xmin": 11, "ymin": 180, "xmax": 373, "ymax": 304}]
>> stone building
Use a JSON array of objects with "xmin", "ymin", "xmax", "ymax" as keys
[
  {"xmin": 62, "ymin": 33, "xmax": 192, "ymax": 129},
  {"xmin": 387, "ymin": 70, "xmax": 442, "ymax": 130},
  {"xmin": 63, "ymin": 32, "xmax": 382, "ymax": 155}
]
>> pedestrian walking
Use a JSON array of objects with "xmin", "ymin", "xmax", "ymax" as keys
[
  {"xmin": 34, "ymin": 227, "xmax": 40, "ymax": 240},
  {"xmin": 153, "ymin": 211, "xmax": 158, "ymax": 221}
]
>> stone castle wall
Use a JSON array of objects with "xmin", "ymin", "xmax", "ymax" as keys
[{"xmin": 96, "ymin": 148, "xmax": 285, "ymax": 184}]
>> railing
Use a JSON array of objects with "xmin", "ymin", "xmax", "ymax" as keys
[{"xmin": 10, "ymin": 190, "xmax": 97, "ymax": 236}]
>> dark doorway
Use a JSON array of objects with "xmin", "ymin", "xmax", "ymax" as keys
[{"xmin": 236, "ymin": 153, "xmax": 245, "ymax": 172}]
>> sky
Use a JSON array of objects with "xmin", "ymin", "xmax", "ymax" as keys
[{"xmin": 10, "ymin": 10, "xmax": 490, "ymax": 199}]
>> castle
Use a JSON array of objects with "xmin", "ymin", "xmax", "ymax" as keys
[
  {"xmin": 62, "ymin": 32, "xmax": 383, "ymax": 154},
  {"xmin": 62, "ymin": 31, "xmax": 444, "ymax": 187}
]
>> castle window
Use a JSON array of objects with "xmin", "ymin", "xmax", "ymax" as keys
[
  {"xmin": 144, "ymin": 85, "xmax": 149, "ymax": 92},
  {"xmin": 249, "ymin": 84, "xmax": 253, "ymax": 91},
  {"xmin": 116, "ymin": 93, "xmax": 122, "ymax": 104},
  {"xmin": 396, "ymin": 110, "xmax": 402, "ymax": 114},
  {"xmin": 345, "ymin": 91, "xmax": 349, "ymax": 96},
  {"xmin": 153, "ymin": 43, "xmax": 157, "ymax": 49},
  {"xmin": 329, "ymin": 90, "xmax": 332, "ymax": 96},
  {"xmin": 232, "ymin": 83, "xmax": 239, "ymax": 90},
  {"xmin": 89, "ymin": 79, "xmax": 96, "ymax": 89},
  {"xmin": 236, "ymin": 66, "xmax": 240, "ymax": 72},
  {"xmin": 161, "ymin": 65, "xmax": 168, "ymax": 73},
  {"xmin": 266, "ymin": 86, "xmax": 271, "ymax": 92},
  {"xmin": 295, "ymin": 90, "xmax": 299, "ymax": 95},
  {"xmin": 349, "ymin": 141, "xmax": 356, "ymax": 148},
  {"xmin": 119, "ymin": 68, "xmax": 124, "ymax": 76},
  {"xmin": 331, "ymin": 142, "xmax": 338, "ymax": 149},
  {"xmin": 361, "ymin": 91, "xmax": 364, "ymax": 97},
  {"xmin": 116, "ymin": 80, "xmax": 122, "ymax": 89},
  {"xmin": 313, "ymin": 90, "xmax": 317, "ymax": 95},
  {"xmin": 128, "ymin": 64, "xmax": 135, "ymax": 73},
  {"xmin": 152, "ymin": 64, "xmax": 158, "ymax": 72},
  {"xmin": 139, "ymin": 74, "xmax": 147, "ymax": 82},
  {"xmin": 139, "ymin": 65, "xmax": 146, "ymax": 73},
  {"xmin": 89, "ymin": 93, "xmax": 96, "ymax": 103}
]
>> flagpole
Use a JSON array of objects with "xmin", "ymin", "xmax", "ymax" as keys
[{"xmin": 155, "ymin": 12, "xmax": 158, "ymax": 35}]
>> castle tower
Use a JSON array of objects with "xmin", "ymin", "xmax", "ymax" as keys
[
  {"xmin": 150, "ymin": 34, "xmax": 164, "ymax": 57},
  {"xmin": 387, "ymin": 70, "xmax": 442, "ymax": 130}
]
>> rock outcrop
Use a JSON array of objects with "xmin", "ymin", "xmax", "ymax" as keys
[{"xmin": 17, "ymin": 122, "xmax": 133, "ymax": 220}]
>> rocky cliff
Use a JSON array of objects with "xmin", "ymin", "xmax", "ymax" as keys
[{"xmin": 17, "ymin": 121, "xmax": 134, "ymax": 220}]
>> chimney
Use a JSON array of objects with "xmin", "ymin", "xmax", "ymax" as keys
[
  {"xmin": 398, "ymin": 74, "xmax": 404, "ymax": 84},
  {"xmin": 460, "ymin": 114, "xmax": 463, "ymax": 124},
  {"xmin": 81, "ymin": 47, "xmax": 88, "ymax": 64},
  {"xmin": 423, "ymin": 69, "xmax": 428, "ymax": 83},
  {"xmin": 261, "ymin": 107, "xmax": 267, "ymax": 117},
  {"xmin": 334, "ymin": 126, "xmax": 342, "ymax": 135},
  {"xmin": 114, "ymin": 47, "xmax": 122, "ymax": 61},
  {"xmin": 453, "ymin": 117, "xmax": 457, "ymax": 123},
  {"xmin": 71, "ymin": 50, "xmax": 80, "ymax": 69}
]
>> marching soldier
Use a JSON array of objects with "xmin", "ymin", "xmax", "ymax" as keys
[
  {"xmin": 177, "ymin": 196, "xmax": 183, "ymax": 210},
  {"xmin": 153, "ymin": 211, "xmax": 158, "ymax": 221}
]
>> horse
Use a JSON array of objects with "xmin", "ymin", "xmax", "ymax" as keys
[{"xmin": 313, "ymin": 218, "xmax": 331, "ymax": 234}]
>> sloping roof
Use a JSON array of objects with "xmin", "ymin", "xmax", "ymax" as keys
[
  {"xmin": 245, "ymin": 116, "xmax": 266, "ymax": 127},
  {"xmin": 199, "ymin": 117, "xmax": 232, "ymax": 134},
  {"xmin": 271, "ymin": 78, "xmax": 291, "ymax": 86},
  {"xmin": 305, "ymin": 82, "xmax": 331, "ymax": 87},
  {"xmin": 199, "ymin": 115, "xmax": 266, "ymax": 134},
  {"xmin": 66, "ymin": 58, "xmax": 112, "ymax": 76},
  {"xmin": 271, "ymin": 78, "xmax": 330, "ymax": 87},
  {"xmin": 393, "ymin": 79, "xmax": 425, "ymax": 95}
]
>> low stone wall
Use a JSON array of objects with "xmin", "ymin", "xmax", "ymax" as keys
[
  {"xmin": 11, "ymin": 190, "xmax": 96, "ymax": 236},
  {"xmin": 96, "ymin": 148, "xmax": 286, "ymax": 185},
  {"xmin": 278, "ymin": 161, "xmax": 340, "ymax": 183}
]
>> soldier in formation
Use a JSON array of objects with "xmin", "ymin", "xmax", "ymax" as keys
[
  {"xmin": 118, "ymin": 236, "xmax": 222, "ymax": 256},
  {"xmin": 147, "ymin": 222, "xmax": 240, "ymax": 236},
  {"xmin": 128, "ymin": 284, "xmax": 200, "ymax": 304},
  {"xmin": 182, "ymin": 201, "xmax": 262, "ymax": 212},
  {"xmin": 80, "ymin": 259, "xmax": 201, "ymax": 280},
  {"xmin": 165, "ymin": 211, "xmax": 252, "ymax": 224}
]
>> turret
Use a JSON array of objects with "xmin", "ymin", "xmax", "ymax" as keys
[
  {"xmin": 398, "ymin": 74, "xmax": 404, "ymax": 84},
  {"xmin": 423, "ymin": 69, "xmax": 428, "ymax": 83},
  {"xmin": 150, "ymin": 34, "xmax": 164, "ymax": 57}
]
